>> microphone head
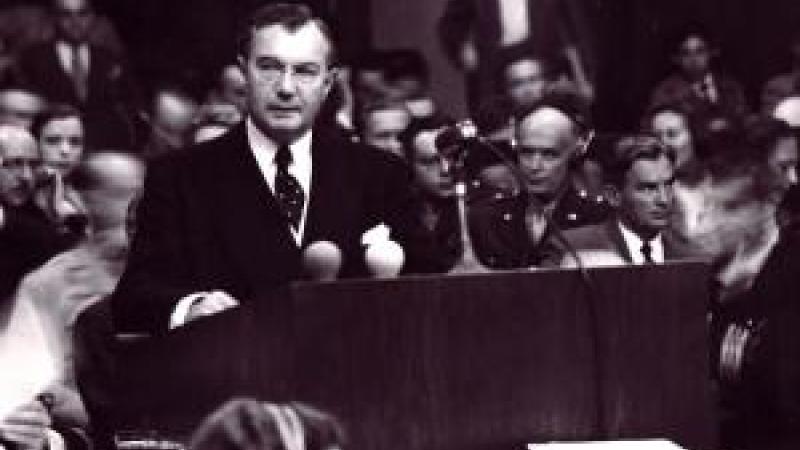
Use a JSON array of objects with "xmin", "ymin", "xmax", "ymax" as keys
[
  {"xmin": 364, "ymin": 239, "xmax": 405, "ymax": 279},
  {"xmin": 303, "ymin": 240, "xmax": 343, "ymax": 281},
  {"xmin": 435, "ymin": 120, "xmax": 479, "ymax": 158}
]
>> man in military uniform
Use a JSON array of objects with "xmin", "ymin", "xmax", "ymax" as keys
[{"xmin": 468, "ymin": 95, "xmax": 609, "ymax": 269}]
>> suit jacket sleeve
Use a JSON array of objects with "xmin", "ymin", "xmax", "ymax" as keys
[{"xmin": 111, "ymin": 157, "xmax": 197, "ymax": 334}]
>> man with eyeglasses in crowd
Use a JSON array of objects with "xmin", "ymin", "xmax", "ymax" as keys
[
  {"xmin": 112, "ymin": 3, "xmax": 432, "ymax": 334},
  {"xmin": 0, "ymin": 124, "xmax": 79, "ymax": 301}
]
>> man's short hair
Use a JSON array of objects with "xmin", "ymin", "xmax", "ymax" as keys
[
  {"xmin": 605, "ymin": 134, "xmax": 674, "ymax": 188},
  {"xmin": 236, "ymin": 2, "xmax": 338, "ymax": 65},
  {"xmin": 30, "ymin": 103, "xmax": 83, "ymax": 140}
]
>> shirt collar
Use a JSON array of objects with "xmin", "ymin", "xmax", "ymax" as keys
[
  {"xmin": 617, "ymin": 220, "xmax": 664, "ymax": 264},
  {"xmin": 245, "ymin": 118, "xmax": 312, "ymax": 165}
]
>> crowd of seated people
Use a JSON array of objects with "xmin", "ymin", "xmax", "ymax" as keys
[{"xmin": 0, "ymin": 1, "xmax": 798, "ymax": 450}]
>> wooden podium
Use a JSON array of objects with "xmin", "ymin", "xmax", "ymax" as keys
[{"xmin": 117, "ymin": 262, "xmax": 716, "ymax": 450}]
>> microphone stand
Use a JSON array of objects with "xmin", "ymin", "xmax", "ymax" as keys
[{"xmin": 444, "ymin": 143, "xmax": 489, "ymax": 274}]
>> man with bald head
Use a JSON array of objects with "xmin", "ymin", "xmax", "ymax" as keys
[
  {"xmin": 469, "ymin": 95, "xmax": 609, "ymax": 268},
  {"xmin": 113, "ymin": 3, "xmax": 430, "ymax": 334}
]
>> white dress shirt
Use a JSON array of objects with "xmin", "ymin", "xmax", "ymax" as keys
[
  {"xmin": 617, "ymin": 221, "xmax": 665, "ymax": 264},
  {"xmin": 498, "ymin": 0, "xmax": 530, "ymax": 46},
  {"xmin": 55, "ymin": 41, "xmax": 90, "ymax": 78}
]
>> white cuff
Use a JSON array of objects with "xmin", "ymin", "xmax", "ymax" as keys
[
  {"xmin": 169, "ymin": 292, "xmax": 208, "ymax": 329},
  {"xmin": 45, "ymin": 428, "xmax": 66, "ymax": 450}
]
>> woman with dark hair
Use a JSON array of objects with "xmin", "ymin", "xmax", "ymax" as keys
[{"xmin": 30, "ymin": 103, "xmax": 87, "ymax": 234}]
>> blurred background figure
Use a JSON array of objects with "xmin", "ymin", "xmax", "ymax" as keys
[
  {"xmin": 357, "ymin": 99, "xmax": 411, "ymax": 157},
  {"xmin": 12, "ymin": 151, "xmax": 144, "ymax": 448},
  {"xmin": 761, "ymin": 31, "xmax": 800, "ymax": 116},
  {"xmin": 437, "ymin": 0, "xmax": 595, "ymax": 116},
  {"xmin": 649, "ymin": 25, "xmax": 749, "ymax": 135},
  {"xmin": 189, "ymin": 399, "xmax": 345, "ymax": 450},
  {"xmin": 0, "ymin": 87, "xmax": 47, "ymax": 129},
  {"xmin": 13, "ymin": 0, "xmax": 140, "ymax": 149},
  {"xmin": 139, "ymin": 84, "xmax": 198, "ymax": 159}
]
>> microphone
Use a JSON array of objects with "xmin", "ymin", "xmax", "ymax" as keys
[
  {"xmin": 365, "ymin": 239, "xmax": 405, "ymax": 279},
  {"xmin": 435, "ymin": 120, "xmax": 479, "ymax": 158},
  {"xmin": 302, "ymin": 241, "xmax": 343, "ymax": 281}
]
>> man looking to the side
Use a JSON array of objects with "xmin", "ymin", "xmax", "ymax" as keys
[
  {"xmin": 557, "ymin": 134, "xmax": 693, "ymax": 266},
  {"xmin": 112, "ymin": 3, "xmax": 431, "ymax": 334}
]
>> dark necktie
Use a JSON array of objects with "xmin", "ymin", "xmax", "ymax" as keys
[
  {"xmin": 70, "ymin": 44, "xmax": 88, "ymax": 102},
  {"xmin": 274, "ymin": 145, "xmax": 305, "ymax": 231},
  {"xmin": 641, "ymin": 240, "xmax": 654, "ymax": 264}
]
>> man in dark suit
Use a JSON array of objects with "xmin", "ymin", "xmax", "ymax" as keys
[
  {"xmin": 556, "ymin": 134, "xmax": 694, "ymax": 267},
  {"xmin": 13, "ymin": 0, "xmax": 139, "ymax": 149},
  {"xmin": 111, "ymin": 3, "xmax": 431, "ymax": 334},
  {"xmin": 649, "ymin": 26, "xmax": 749, "ymax": 133}
]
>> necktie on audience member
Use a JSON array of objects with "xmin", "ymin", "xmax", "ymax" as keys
[
  {"xmin": 274, "ymin": 145, "xmax": 305, "ymax": 231},
  {"xmin": 641, "ymin": 240, "xmax": 654, "ymax": 264}
]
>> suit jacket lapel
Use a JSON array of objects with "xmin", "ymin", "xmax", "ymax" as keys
[
  {"xmin": 607, "ymin": 220, "xmax": 634, "ymax": 263},
  {"xmin": 46, "ymin": 44, "xmax": 82, "ymax": 105},
  {"xmin": 207, "ymin": 126, "xmax": 301, "ymax": 292}
]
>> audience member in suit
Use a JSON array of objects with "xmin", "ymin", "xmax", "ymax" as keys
[
  {"xmin": 188, "ymin": 399, "xmax": 345, "ymax": 450},
  {"xmin": 139, "ymin": 85, "xmax": 199, "ymax": 161},
  {"xmin": 397, "ymin": 120, "xmax": 461, "ymax": 273},
  {"xmin": 554, "ymin": 134, "xmax": 697, "ymax": 267},
  {"xmin": 13, "ymin": 0, "xmax": 140, "ymax": 149},
  {"xmin": 649, "ymin": 25, "xmax": 749, "ymax": 134},
  {"xmin": 112, "ymin": 3, "xmax": 433, "ymax": 334},
  {"xmin": 0, "ymin": 125, "xmax": 78, "ymax": 301},
  {"xmin": 467, "ymin": 94, "xmax": 609, "ymax": 269},
  {"xmin": 357, "ymin": 99, "xmax": 411, "ymax": 158}
]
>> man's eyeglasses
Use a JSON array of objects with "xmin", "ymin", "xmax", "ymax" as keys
[{"xmin": 253, "ymin": 58, "xmax": 332, "ymax": 86}]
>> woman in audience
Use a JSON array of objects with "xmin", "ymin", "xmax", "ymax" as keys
[
  {"xmin": 29, "ymin": 104, "xmax": 87, "ymax": 234},
  {"xmin": 643, "ymin": 103, "xmax": 709, "ymax": 238}
]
